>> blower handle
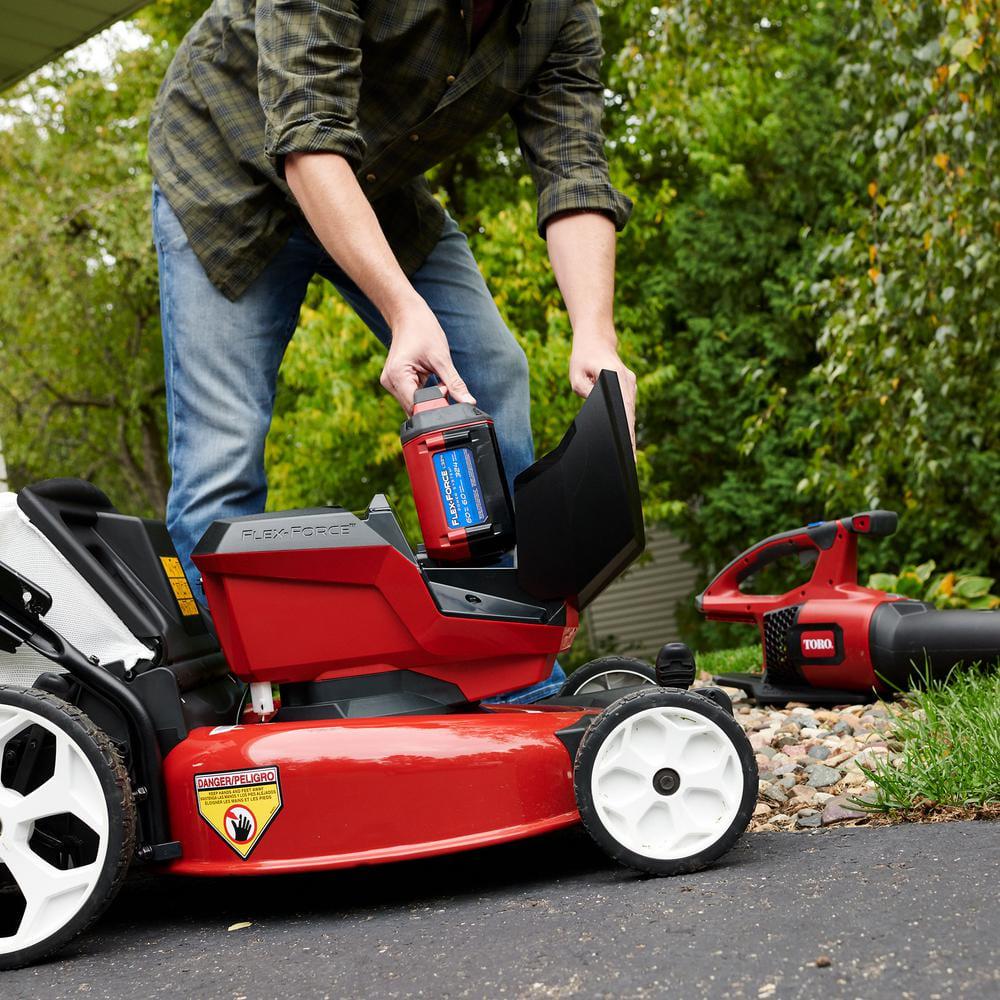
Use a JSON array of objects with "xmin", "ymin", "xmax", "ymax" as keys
[{"xmin": 697, "ymin": 510, "xmax": 898, "ymax": 623}]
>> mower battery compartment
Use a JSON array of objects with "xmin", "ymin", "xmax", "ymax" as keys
[{"xmin": 192, "ymin": 502, "xmax": 571, "ymax": 702}]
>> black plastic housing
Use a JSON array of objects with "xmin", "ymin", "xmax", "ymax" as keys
[
  {"xmin": 514, "ymin": 370, "xmax": 644, "ymax": 610},
  {"xmin": 869, "ymin": 601, "xmax": 1000, "ymax": 686},
  {"xmin": 17, "ymin": 478, "xmax": 217, "ymax": 665}
]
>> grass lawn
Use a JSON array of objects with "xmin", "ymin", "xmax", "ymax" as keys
[
  {"xmin": 863, "ymin": 663, "xmax": 1000, "ymax": 812},
  {"xmin": 695, "ymin": 644, "xmax": 762, "ymax": 677}
]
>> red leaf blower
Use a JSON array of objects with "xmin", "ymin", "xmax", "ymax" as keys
[{"xmin": 698, "ymin": 511, "xmax": 1000, "ymax": 705}]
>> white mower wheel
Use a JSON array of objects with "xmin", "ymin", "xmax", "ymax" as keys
[
  {"xmin": 574, "ymin": 688, "xmax": 757, "ymax": 875},
  {"xmin": 561, "ymin": 656, "xmax": 657, "ymax": 696},
  {"xmin": 0, "ymin": 686, "xmax": 135, "ymax": 970}
]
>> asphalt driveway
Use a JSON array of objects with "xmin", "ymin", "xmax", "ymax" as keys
[{"xmin": 4, "ymin": 821, "xmax": 998, "ymax": 999}]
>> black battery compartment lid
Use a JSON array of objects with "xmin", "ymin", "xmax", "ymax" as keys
[{"xmin": 514, "ymin": 370, "xmax": 645, "ymax": 610}]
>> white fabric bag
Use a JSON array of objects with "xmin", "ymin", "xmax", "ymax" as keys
[{"xmin": 0, "ymin": 492, "xmax": 152, "ymax": 687}]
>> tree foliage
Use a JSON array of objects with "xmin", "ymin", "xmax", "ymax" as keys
[
  {"xmin": 0, "ymin": 3, "xmax": 201, "ymax": 512},
  {"xmin": 799, "ymin": 0, "xmax": 998, "ymax": 572},
  {"xmin": 0, "ymin": 0, "xmax": 995, "ymax": 646}
]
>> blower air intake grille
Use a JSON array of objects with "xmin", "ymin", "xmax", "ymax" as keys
[{"xmin": 762, "ymin": 604, "xmax": 803, "ymax": 686}]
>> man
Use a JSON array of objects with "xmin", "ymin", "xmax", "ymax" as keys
[{"xmin": 149, "ymin": 0, "xmax": 636, "ymax": 702}]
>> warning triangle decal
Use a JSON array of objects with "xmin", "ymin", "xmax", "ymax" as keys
[{"xmin": 195, "ymin": 767, "xmax": 283, "ymax": 859}]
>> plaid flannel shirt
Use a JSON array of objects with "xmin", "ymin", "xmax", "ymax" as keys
[{"xmin": 148, "ymin": 0, "xmax": 632, "ymax": 301}]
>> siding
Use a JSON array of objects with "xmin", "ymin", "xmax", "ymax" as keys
[
  {"xmin": 0, "ymin": 1, "xmax": 149, "ymax": 91},
  {"xmin": 584, "ymin": 526, "xmax": 699, "ymax": 658}
]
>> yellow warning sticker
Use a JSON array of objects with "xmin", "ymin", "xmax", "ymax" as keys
[
  {"xmin": 160, "ymin": 556, "xmax": 184, "ymax": 577},
  {"xmin": 195, "ymin": 767, "xmax": 283, "ymax": 859},
  {"xmin": 160, "ymin": 556, "xmax": 201, "ymax": 617}
]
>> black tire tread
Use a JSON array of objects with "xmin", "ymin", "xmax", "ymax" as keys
[
  {"xmin": 0, "ymin": 684, "xmax": 136, "ymax": 970},
  {"xmin": 561, "ymin": 656, "xmax": 656, "ymax": 697}
]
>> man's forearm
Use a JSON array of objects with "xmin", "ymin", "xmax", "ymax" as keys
[
  {"xmin": 285, "ymin": 152, "xmax": 421, "ymax": 325},
  {"xmin": 546, "ymin": 211, "xmax": 617, "ymax": 348},
  {"xmin": 546, "ymin": 211, "xmax": 636, "ymax": 443},
  {"xmin": 284, "ymin": 152, "xmax": 474, "ymax": 410}
]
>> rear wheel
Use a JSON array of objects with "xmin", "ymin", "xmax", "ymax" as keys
[
  {"xmin": 0, "ymin": 686, "xmax": 135, "ymax": 969},
  {"xmin": 574, "ymin": 688, "xmax": 756, "ymax": 875},
  {"xmin": 561, "ymin": 656, "xmax": 657, "ymax": 696}
]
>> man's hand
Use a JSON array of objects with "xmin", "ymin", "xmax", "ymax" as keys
[
  {"xmin": 569, "ymin": 333, "xmax": 637, "ymax": 449},
  {"xmin": 381, "ymin": 299, "xmax": 476, "ymax": 413}
]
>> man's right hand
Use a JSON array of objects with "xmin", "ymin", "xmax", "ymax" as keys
[{"xmin": 380, "ymin": 298, "xmax": 476, "ymax": 414}]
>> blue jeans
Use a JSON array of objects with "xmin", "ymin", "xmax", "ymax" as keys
[{"xmin": 152, "ymin": 185, "xmax": 564, "ymax": 703}]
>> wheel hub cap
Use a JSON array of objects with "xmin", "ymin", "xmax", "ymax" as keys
[{"xmin": 590, "ymin": 705, "xmax": 744, "ymax": 861}]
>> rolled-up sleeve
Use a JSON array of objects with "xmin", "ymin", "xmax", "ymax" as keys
[
  {"xmin": 256, "ymin": 0, "xmax": 367, "ymax": 175},
  {"xmin": 510, "ymin": 0, "xmax": 632, "ymax": 237}
]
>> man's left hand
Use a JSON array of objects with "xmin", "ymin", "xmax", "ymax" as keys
[{"xmin": 569, "ymin": 335, "xmax": 637, "ymax": 450}]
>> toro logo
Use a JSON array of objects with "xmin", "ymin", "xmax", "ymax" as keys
[{"xmin": 800, "ymin": 630, "xmax": 836, "ymax": 658}]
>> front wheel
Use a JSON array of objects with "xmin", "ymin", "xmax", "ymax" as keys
[
  {"xmin": 574, "ymin": 688, "xmax": 756, "ymax": 876},
  {"xmin": 0, "ymin": 686, "xmax": 135, "ymax": 969}
]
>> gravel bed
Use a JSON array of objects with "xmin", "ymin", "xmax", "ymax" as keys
[{"xmin": 697, "ymin": 683, "xmax": 898, "ymax": 831}]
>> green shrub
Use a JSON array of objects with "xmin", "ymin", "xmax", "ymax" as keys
[{"xmin": 868, "ymin": 562, "xmax": 1000, "ymax": 610}]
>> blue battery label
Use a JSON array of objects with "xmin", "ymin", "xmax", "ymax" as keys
[{"xmin": 434, "ymin": 447, "xmax": 488, "ymax": 530}]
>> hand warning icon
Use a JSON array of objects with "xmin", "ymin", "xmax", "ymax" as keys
[{"xmin": 224, "ymin": 805, "xmax": 257, "ymax": 843}]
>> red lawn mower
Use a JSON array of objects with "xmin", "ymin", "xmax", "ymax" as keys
[
  {"xmin": 0, "ymin": 372, "xmax": 756, "ymax": 968},
  {"xmin": 700, "ymin": 512, "xmax": 1000, "ymax": 705}
]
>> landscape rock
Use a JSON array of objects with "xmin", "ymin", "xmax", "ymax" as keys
[
  {"xmin": 760, "ymin": 782, "xmax": 788, "ymax": 805},
  {"xmin": 839, "ymin": 769, "xmax": 868, "ymax": 788},
  {"xmin": 795, "ymin": 809, "xmax": 822, "ymax": 828},
  {"xmin": 821, "ymin": 796, "xmax": 870, "ymax": 825},
  {"xmin": 852, "ymin": 747, "xmax": 890, "ymax": 768},
  {"xmin": 805, "ymin": 764, "xmax": 843, "ymax": 788}
]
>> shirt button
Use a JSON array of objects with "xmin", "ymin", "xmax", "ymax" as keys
[
  {"xmin": 446, "ymin": 74, "xmax": 457, "ymax": 85},
  {"xmin": 365, "ymin": 173, "xmax": 376, "ymax": 182},
  {"xmin": 409, "ymin": 133, "xmax": 420, "ymax": 142}
]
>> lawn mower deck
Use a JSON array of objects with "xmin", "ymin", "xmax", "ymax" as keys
[
  {"xmin": 164, "ymin": 704, "xmax": 595, "ymax": 875},
  {"xmin": 0, "ymin": 373, "xmax": 757, "ymax": 967}
]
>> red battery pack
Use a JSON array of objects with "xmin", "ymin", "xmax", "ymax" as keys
[{"xmin": 401, "ymin": 388, "xmax": 516, "ymax": 563}]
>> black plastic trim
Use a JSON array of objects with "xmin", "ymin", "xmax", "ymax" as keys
[
  {"xmin": 712, "ymin": 671, "xmax": 870, "ymax": 708},
  {"xmin": 278, "ymin": 670, "xmax": 473, "ymax": 721},
  {"xmin": 869, "ymin": 600, "xmax": 1000, "ymax": 687},
  {"xmin": 400, "ymin": 400, "xmax": 490, "ymax": 445},
  {"xmin": 554, "ymin": 713, "xmax": 595, "ymax": 762}
]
